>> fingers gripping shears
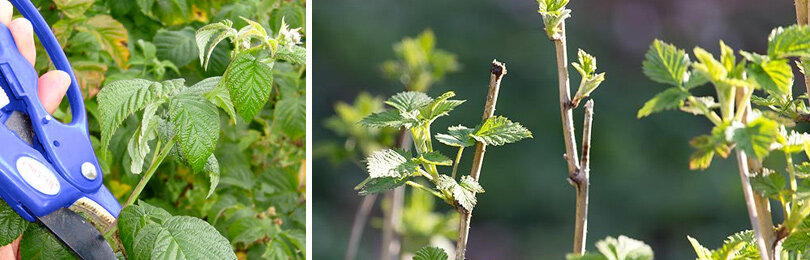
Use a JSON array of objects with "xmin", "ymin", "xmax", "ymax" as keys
[{"xmin": 0, "ymin": 0, "xmax": 120, "ymax": 259}]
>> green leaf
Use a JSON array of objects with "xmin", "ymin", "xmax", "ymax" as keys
[
  {"xmin": 417, "ymin": 151, "xmax": 453, "ymax": 166},
  {"xmin": 419, "ymin": 91, "xmax": 465, "ymax": 122},
  {"xmin": 459, "ymin": 175, "xmax": 485, "ymax": 193},
  {"xmin": 642, "ymin": 40, "xmax": 691, "ymax": 86},
  {"xmin": 0, "ymin": 200, "xmax": 27, "ymax": 247},
  {"xmin": 692, "ymin": 47, "xmax": 727, "ymax": 82},
  {"xmin": 185, "ymin": 77, "xmax": 238, "ymax": 121},
  {"xmin": 436, "ymin": 175, "xmax": 478, "ymax": 211},
  {"xmin": 386, "ymin": 91, "xmax": 433, "ymax": 113},
  {"xmin": 732, "ymin": 117, "xmax": 779, "ymax": 160},
  {"xmin": 750, "ymin": 169, "xmax": 785, "ymax": 198},
  {"xmin": 20, "ymin": 223, "xmax": 77, "ymax": 260},
  {"xmin": 784, "ymin": 219, "xmax": 810, "ymax": 251},
  {"xmin": 120, "ymin": 202, "xmax": 236, "ymax": 260},
  {"xmin": 360, "ymin": 109, "xmax": 412, "ymax": 128},
  {"xmin": 131, "ymin": 217, "xmax": 235, "ymax": 260},
  {"xmin": 714, "ymin": 231, "xmax": 758, "ymax": 259},
  {"xmin": 472, "ymin": 116, "xmax": 533, "ymax": 146},
  {"xmin": 274, "ymin": 96, "xmax": 306, "ymax": 140},
  {"xmin": 747, "ymin": 58, "xmax": 793, "ymax": 96},
  {"xmin": 636, "ymin": 87, "xmax": 688, "ymax": 118},
  {"xmin": 355, "ymin": 176, "xmax": 408, "ymax": 196},
  {"xmin": 571, "ymin": 49, "xmax": 606, "ymax": 107},
  {"xmin": 169, "ymin": 94, "xmax": 220, "ymax": 172},
  {"xmin": 127, "ymin": 102, "xmax": 159, "ymax": 174},
  {"xmin": 154, "ymin": 27, "xmax": 199, "ymax": 68},
  {"xmin": 768, "ymin": 25, "xmax": 810, "ymax": 58},
  {"xmin": 719, "ymin": 40, "xmax": 737, "ymax": 72},
  {"xmin": 196, "ymin": 20, "xmax": 237, "ymax": 70},
  {"xmin": 536, "ymin": 0, "xmax": 571, "ymax": 39},
  {"xmin": 680, "ymin": 96, "xmax": 717, "ymax": 116},
  {"xmin": 204, "ymin": 155, "xmax": 220, "ymax": 198},
  {"xmin": 80, "ymin": 15, "xmax": 130, "ymax": 69},
  {"xmin": 365, "ymin": 149, "xmax": 410, "ymax": 178},
  {"xmin": 53, "ymin": 0, "xmax": 94, "ymax": 19},
  {"xmin": 593, "ymin": 236, "xmax": 654, "ymax": 260},
  {"xmin": 221, "ymin": 52, "xmax": 274, "ymax": 122},
  {"xmin": 688, "ymin": 128, "xmax": 730, "ymax": 170},
  {"xmin": 98, "ymin": 79, "xmax": 181, "ymax": 153},
  {"xmin": 436, "ymin": 125, "xmax": 476, "ymax": 147},
  {"xmin": 413, "ymin": 246, "xmax": 449, "ymax": 260},
  {"xmin": 686, "ymin": 236, "xmax": 712, "ymax": 260},
  {"xmin": 275, "ymin": 45, "xmax": 306, "ymax": 65},
  {"xmin": 118, "ymin": 201, "xmax": 172, "ymax": 255}
]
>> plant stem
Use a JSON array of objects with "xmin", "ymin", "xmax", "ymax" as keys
[
  {"xmin": 737, "ymin": 89, "xmax": 778, "ymax": 259},
  {"xmin": 797, "ymin": 0, "xmax": 810, "ymax": 95},
  {"xmin": 455, "ymin": 60, "xmax": 506, "ymax": 260},
  {"xmin": 787, "ymin": 152, "xmax": 798, "ymax": 199},
  {"xmin": 572, "ymin": 100, "xmax": 594, "ymax": 255},
  {"xmin": 451, "ymin": 147, "xmax": 464, "ymax": 179},
  {"xmin": 124, "ymin": 139, "xmax": 175, "ymax": 208},
  {"xmin": 104, "ymin": 138, "xmax": 176, "ymax": 235},
  {"xmin": 405, "ymin": 181, "xmax": 443, "ymax": 198},
  {"xmin": 380, "ymin": 129, "xmax": 411, "ymax": 260},
  {"xmin": 736, "ymin": 150, "xmax": 774, "ymax": 260},
  {"xmin": 345, "ymin": 195, "xmax": 376, "ymax": 260}
]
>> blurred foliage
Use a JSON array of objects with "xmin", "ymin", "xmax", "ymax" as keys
[{"xmin": 0, "ymin": 0, "xmax": 306, "ymax": 259}]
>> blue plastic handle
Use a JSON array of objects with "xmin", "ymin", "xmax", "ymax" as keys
[{"xmin": 0, "ymin": 0, "xmax": 120, "ymax": 221}]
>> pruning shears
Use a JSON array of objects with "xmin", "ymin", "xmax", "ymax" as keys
[{"xmin": 0, "ymin": 0, "xmax": 119, "ymax": 259}]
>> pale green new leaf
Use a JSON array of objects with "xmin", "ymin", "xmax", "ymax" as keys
[
  {"xmin": 572, "ymin": 72, "xmax": 605, "ymax": 107},
  {"xmin": 419, "ymin": 91, "xmax": 464, "ymax": 122},
  {"xmin": 154, "ymin": 27, "xmax": 198, "ymax": 68},
  {"xmin": 0, "ymin": 200, "xmax": 27, "ymax": 247},
  {"xmin": 732, "ymin": 117, "xmax": 779, "ymax": 160},
  {"xmin": 642, "ymin": 40, "xmax": 691, "ymax": 86},
  {"xmin": 185, "ymin": 77, "xmax": 238, "ymax": 121},
  {"xmin": 594, "ymin": 236, "xmax": 654, "ymax": 260},
  {"xmin": 636, "ymin": 87, "xmax": 688, "ymax": 118},
  {"xmin": 169, "ymin": 94, "xmax": 220, "ymax": 172},
  {"xmin": 437, "ymin": 175, "xmax": 477, "ymax": 211},
  {"xmin": 98, "ymin": 79, "xmax": 181, "ymax": 153},
  {"xmin": 749, "ymin": 169, "xmax": 785, "ymax": 198},
  {"xmin": 127, "ymin": 102, "xmax": 159, "ymax": 174},
  {"xmin": 204, "ymin": 155, "xmax": 220, "ymax": 198},
  {"xmin": 747, "ymin": 58, "xmax": 793, "ymax": 97},
  {"xmin": 436, "ymin": 125, "xmax": 476, "ymax": 147},
  {"xmin": 220, "ymin": 52, "xmax": 274, "ymax": 122},
  {"xmin": 679, "ymin": 96, "xmax": 717, "ymax": 116},
  {"xmin": 414, "ymin": 246, "xmax": 449, "ymax": 260},
  {"xmin": 118, "ymin": 201, "xmax": 172, "ymax": 255},
  {"xmin": 536, "ymin": 0, "xmax": 571, "ymax": 39},
  {"xmin": 365, "ymin": 149, "xmax": 410, "ymax": 178},
  {"xmin": 692, "ymin": 47, "xmax": 727, "ymax": 82},
  {"xmin": 768, "ymin": 25, "xmax": 810, "ymax": 58},
  {"xmin": 360, "ymin": 110, "xmax": 411, "ymax": 128},
  {"xmin": 386, "ymin": 91, "xmax": 433, "ymax": 113},
  {"xmin": 472, "ymin": 116, "xmax": 533, "ymax": 146},
  {"xmin": 417, "ymin": 151, "xmax": 453, "ymax": 166},
  {"xmin": 196, "ymin": 20, "xmax": 237, "ymax": 70},
  {"xmin": 355, "ymin": 176, "xmax": 408, "ymax": 196},
  {"xmin": 459, "ymin": 175, "xmax": 485, "ymax": 193},
  {"xmin": 686, "ymin": 236, "xmax": 712, "ymax": 260}
]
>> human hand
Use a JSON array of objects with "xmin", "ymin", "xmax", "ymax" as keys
[{"xmin": 0, "ymin": 0, "xmax": 71, "ymax": 258}]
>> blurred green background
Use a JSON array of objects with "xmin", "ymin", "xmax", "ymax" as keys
[{"xmin": 313, "ymin": 0, "xmax": 797, "ymax": 259}]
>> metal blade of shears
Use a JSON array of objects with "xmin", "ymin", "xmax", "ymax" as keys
[{"xmin": 36, "ymin": 208, "xmax": 116, "ymax": 260}]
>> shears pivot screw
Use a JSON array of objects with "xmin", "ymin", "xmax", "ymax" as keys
[{"xmin": 81, "ymin": 162, "xmax": 97, "ymax": 180}]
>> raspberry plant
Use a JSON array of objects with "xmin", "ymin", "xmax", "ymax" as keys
[
  {"xmin": 638, "ymin": 17, "xmax": 810, "ymax": 260},
  {"xmin": 0, "ymin": 0, "xmax": 306, "ymax": 259}
]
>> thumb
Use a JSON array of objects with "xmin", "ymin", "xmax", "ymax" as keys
[{"xmin": 37, "ymin": 70, "xmax": 70, "ymax": 114}]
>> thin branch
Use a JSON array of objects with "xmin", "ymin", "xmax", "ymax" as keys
[
  {"xmin": 736, "ymin": 150, "xmax": 773, "ymax": 260},
  {"xmin": 456, "ymin": 60, "xmax": 506, "ymax": 260},
  {"xmin": 798, "ymin": 0, "xmax": 810, "ymax": 100},
  {"xmin": 737, "ymin": 88, "xmax": 778, "ymax": 259},
  {"xmin": 345, "ymin": 195, "xmax": 377, "ymax": 260},
  {"xmin": 554, "ymin": 23, "xmax": 581, "ymax": 178},
  {"xmin": 572, "ymin": 100, "xmax": 594, "ymax": 255}
]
